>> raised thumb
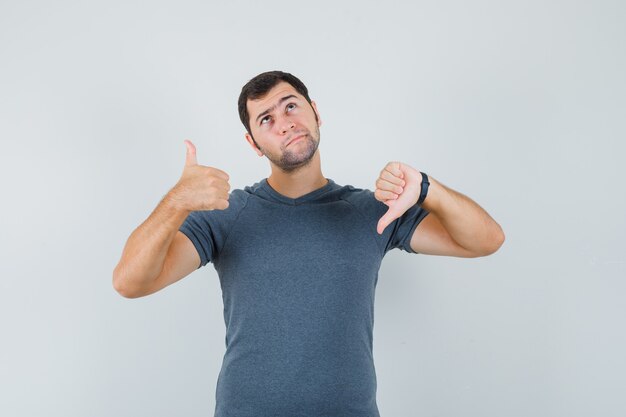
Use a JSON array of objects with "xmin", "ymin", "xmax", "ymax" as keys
[{"xmin": 184, "ymin": 140, "xmax": 198, "ymax": 167}]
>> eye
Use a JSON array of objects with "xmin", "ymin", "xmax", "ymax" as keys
[{"xmin": 260, "ymin": 103, "xmax": 297, "ymax": 126}]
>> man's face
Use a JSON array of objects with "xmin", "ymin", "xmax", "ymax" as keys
[{"xmin": 245, "ymin": 81, "xmax": 322, "ymax": 173}]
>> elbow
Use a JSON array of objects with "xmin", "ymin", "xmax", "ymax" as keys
[
  {"xmin": 495, "ymin": 226, "xmax": 506, "ymax": 251},
  {"xmin": 113, "ymin": 280, "xmax": 142, "ymax": 299},
  {"xmin": 484, "ymin": 228, "xmax": 506, "ymax": 256},
  {"xmin": 112, "ymin": 271, "xmax": 131, "ymax": 298},
  {"xmin": 112, "ymin": 265, "xmax": 141, "ymax": 299},
  {"xmin": 470, "ymin": 228, "xmax": 505, "ymax": 258}
]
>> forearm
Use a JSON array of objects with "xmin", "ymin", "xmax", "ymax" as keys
[
  {"xmin": 421, "ymin": 176, "xmax": 504, "ymax": 255},
  {"xmin": 113, "ymin": 189, "xmax": 190, "ymax": 295}
]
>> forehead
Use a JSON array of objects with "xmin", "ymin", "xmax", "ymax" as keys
[{"xmin": 246, "ymin": 81, "xmax": 303, "ymax": 116}]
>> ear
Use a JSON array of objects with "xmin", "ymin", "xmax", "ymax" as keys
[
  {"xmin": 245, "ymin": 132, "xmax": 264, "ymax": 157},
  {"xmin": 311, "ymin": 100, "xmax": 322, "ymax": 127}
]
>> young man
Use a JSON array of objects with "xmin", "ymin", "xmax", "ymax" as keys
[{"xmin": 113, "ymin": 70, "xmax": 505, "ymax": 417}]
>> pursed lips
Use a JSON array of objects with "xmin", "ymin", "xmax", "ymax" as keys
[{"xmin": 286, "ymin": 133, "xmax": 306, "ymax": 146}]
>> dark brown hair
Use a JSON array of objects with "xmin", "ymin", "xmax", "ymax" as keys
[{"xmin": 238, "ymin": 70, "xmax": 316, "ymax": 141}]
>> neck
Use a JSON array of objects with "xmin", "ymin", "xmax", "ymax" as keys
[{"xmin": 267, "ymin": 150, "xmax": 327, "ymax": 199}]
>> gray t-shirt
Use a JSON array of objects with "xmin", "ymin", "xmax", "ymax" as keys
[{"xmin": 179, "ymin": 177, "xmax": 429, "ymax": 417}]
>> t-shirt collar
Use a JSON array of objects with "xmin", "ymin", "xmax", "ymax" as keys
[{"xmin": 260, "ymin": 177, "xmax": 337, "ymax": 205}]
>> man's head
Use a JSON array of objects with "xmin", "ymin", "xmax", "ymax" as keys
[{"xmin": 238, "ymin": 70, "xmax": 322, "ymax": 173}]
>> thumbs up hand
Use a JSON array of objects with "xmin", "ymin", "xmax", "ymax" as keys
[
  {"xmin": 170, "ymin": 140, "xmax": 231, "ymax": 212},
  {"xmin": 374, "ymin": 162, "xmax": 423, "ymax": 235}
]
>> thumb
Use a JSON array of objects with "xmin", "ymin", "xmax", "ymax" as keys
[
  {"xmin": 184, "ymin": 140, "xmax": 198, "ymax": 167},
  {"xmin": 377, "ymin": 206, "xmax": 401, "ymax": 235}
]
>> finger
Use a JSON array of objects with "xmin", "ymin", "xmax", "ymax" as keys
[
  {"xmin": 211, "ymin": 197, "xmax": 230, "ymax": 211},
  {"xmin": 184, "ymin": 140, "xmax": 198, "ymax": 167},
  {"xmin": 380, "ymin": 169, "xmax": 405, "ymax": 186},
  {"xmin": 376, "ymin": 178, "xmax": 404, "ymax": 194},
  {"xmin": 217, "ymin": 199, "xmax": 230, "ymax": 210},
  {"xmin": 385, "ymin": 162, "xmax": 403, "ymax": 178},
  {"xmin": 209, "ymin": 167, "xmax": 230, "ymax": 181},
  {"xmin": 215, "ymin": 189, "xmax": 230, "ymax": 201},
  {"xmin": 211, "ymin": 179, "xmax": 231, "ymax": 192},
  {"xmin": 375, "ymin": 188, "xmax": 399, "ymax": 201}
]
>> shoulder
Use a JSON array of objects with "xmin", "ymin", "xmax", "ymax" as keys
[{"xmin": 179, "ymin": 187, "xmax": 251, "ymax": 267}]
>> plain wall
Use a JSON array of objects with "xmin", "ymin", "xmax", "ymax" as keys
[{"xmin": 0, "ymin": 0, "xmax": 624, "ymax": 416}]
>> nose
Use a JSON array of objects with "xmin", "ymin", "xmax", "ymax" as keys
[{"xmin": 277, "ymin": 114, "xmax": 296, "ymax": 134}]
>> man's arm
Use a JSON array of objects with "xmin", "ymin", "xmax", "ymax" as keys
[
  {"xmin": 374, "ymin": 162, "xmax": 505, "ymax": 258},
  {"xmin": 112, "ymin": 194, "xmax": 199, "ymax": 298},
  {"xmin": 112, "ymin": 139, "xmax": 231, "ymax": 298},
  {"xmin": 409, "ymin": 176, "xmax": 504, "ymax": 257}
]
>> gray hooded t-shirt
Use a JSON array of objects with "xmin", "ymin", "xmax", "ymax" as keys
[{"xmin": 179, "ymin": 177, "xmax": 429, "ymax": 417}]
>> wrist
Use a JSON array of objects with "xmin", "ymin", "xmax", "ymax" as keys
[
  {"xmin": 416, "ymin": 171, "xmax": 430, "ymax": 206},
  {"xmin": 418, "ymin": 175, "xmax": 442, "ymax": 212},
  {"xmin": 165, "ymin": 185, "xmax": 192, "ymax": 214}
]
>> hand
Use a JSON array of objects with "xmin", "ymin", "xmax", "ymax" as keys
[
  {"xmin": 169, "ymin": 140, "xmax": 231, "ymax": 212},
  {"xmin": 374, "ymin": 162, "xmax": 423, "ymax": 234}
]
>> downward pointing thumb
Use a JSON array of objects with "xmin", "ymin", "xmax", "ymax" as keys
[
  {"xmin": 377, "ymin": 209, "xmax": 397, "ymax": 235},
  {"xmin": 184, "ymin": 140, "xmax": 198, "ymax": 167}
]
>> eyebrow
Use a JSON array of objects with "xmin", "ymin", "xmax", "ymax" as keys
[{"xmin": 255, "ymin": 94, "xmax": 298, "ymax": 124}]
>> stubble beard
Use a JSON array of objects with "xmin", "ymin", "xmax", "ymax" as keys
[{"xmin": 263, "ymin": 125, "xmax": 321, "ymax": 174}]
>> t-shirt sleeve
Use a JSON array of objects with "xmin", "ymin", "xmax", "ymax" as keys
[
  {"xmin": 178, "ymin": 189, "xmax": 249, "ymax": 268},
  {"xmin": 342, "ymin": 187, "xmax": 430, "ymax": 256}
]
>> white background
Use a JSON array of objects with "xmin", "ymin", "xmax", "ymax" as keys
[{"xmin": 1, "ymin": 0, "xmax": 624, "ymax": 416}]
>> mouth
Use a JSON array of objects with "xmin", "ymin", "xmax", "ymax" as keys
[{"xmin": 287, "ymin": 133, "xmax": 306, "ymax": 146}]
